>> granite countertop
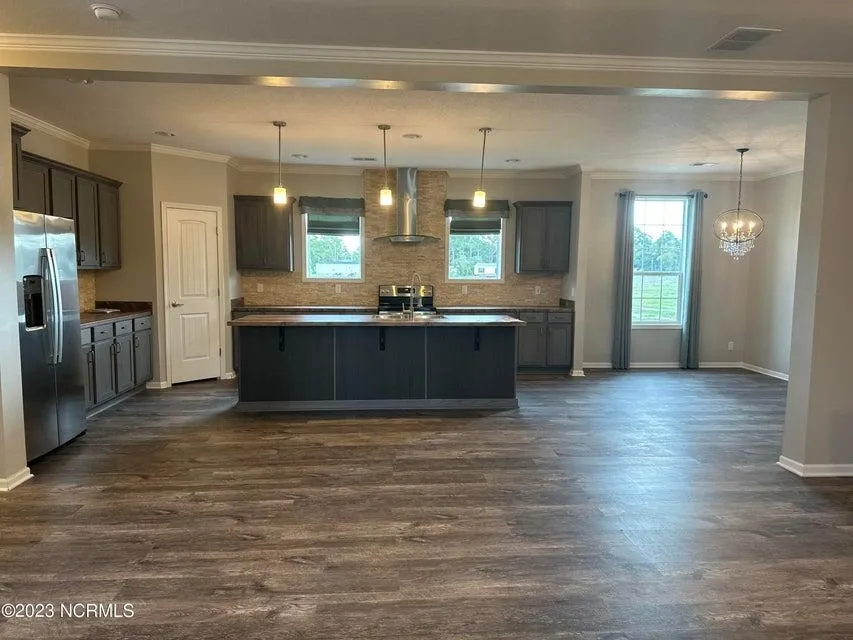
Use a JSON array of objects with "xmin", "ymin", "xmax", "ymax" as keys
[
  {"xmin": 229, "ymin": 313, "xmax": 525, "ymax": 327},
  {"xmin": 80, "ymin": 310, "xmax": 152, "ymax": 328},
  {"xmin": 233, "ymin": 304, "xmax": 573, "ymax": 313}
]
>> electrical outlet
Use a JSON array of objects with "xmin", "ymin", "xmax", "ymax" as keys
[
  {"xmin": 256, "ymin": 283, "xmax": 264, "ymax": 293},
  {"xmin": 462, "ymin": 284, "xmax": 468, "ymax": 295},
  {"xmin": 728, "ymin": 341, "xmax": 735, "ymax": 351},
  {"xmin": 335, "ymin": 284, "xmax": 342, "ymax": 294},
  {"xmin": 535, "ymin": 285, "xmax": 542, "ymax": 295}
]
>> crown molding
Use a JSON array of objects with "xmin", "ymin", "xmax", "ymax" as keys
[
  {"xmin": 588, "ymin": 171, "xmax": 758, "ymax": 182},
  {"xmin": 231, "ymin": 161, "xmax": 365, "ymax": 175},
  {"xmin": 89, "ymin": 143, "xmax": 152, "ymax": 153},
  {"xmin": 447, "ymin": 168, "xmax": 574, "ymax": 180},
  {"xmin": 150, "ymin": 144, "xmax": 231, "ymax": 163},
  {"xmin": 754, "ymin": 165, "xmax": 804, "ymax": 181},
  {"xmin": 2, "ymin": 34, "xmax": 853, "ymax": 79},
  {"xmin": 9, "ymin": 107, "xmax": 91, "ymax": 149}
]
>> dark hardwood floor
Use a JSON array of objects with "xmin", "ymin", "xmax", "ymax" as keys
[{"xmin": 2, "ymin": 370, "xmax": 853, "ymax": 639}]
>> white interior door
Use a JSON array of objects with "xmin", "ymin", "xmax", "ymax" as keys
[{"xmin": 166, "ymin": 206, "xmax": 221, "ymax": 384}]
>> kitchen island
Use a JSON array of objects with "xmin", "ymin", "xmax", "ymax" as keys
[{"xmin": 228, "ymin": 314, "xmax": 524, "ymax": 411}]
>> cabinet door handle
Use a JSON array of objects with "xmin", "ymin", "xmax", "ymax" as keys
[
  {"xmin": 474, "ymin": 328, "xmax": 481, "ymax": 351},
  {"xmin": 100, "ymin": 252, "xmax": 106, "ymax": 264},
  {"xmin": 115, "ymin": 341, "xmax": 121, "ymax": 354},
  {"xmin": 87, "ymin": 349, "xmax": 94, "ymax": 364},
  {"xmin": 79, "ymin": 249, "xmax": 85, "ymax": 263},
  {"xmin": 133, "ymin": 335, "xmax": 139, "ymax": 349},
  {"xmin": 379, "ymin": 327, "xmax": 386, "ymax": 351},
  {"xmin": 278, "ymin": 327, "xmax": 286, "ymax": 351}
]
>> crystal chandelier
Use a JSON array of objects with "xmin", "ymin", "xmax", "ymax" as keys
[{"xmin": 714, "ymin": 148, "xmax": 765, "ymax": 260}]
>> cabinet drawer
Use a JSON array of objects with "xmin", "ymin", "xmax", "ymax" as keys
[
  {"xmin": 93, "ymin": 324, "xmax": 113, "ymax": 341},
  {"xmin": 114, "ymin": 320, "xmax": 133, "ymax": 336},
  {"xmin": 519, "ymin": 311, "xmax": 545, "ymax": 323},
  {"xmin": 133, "ymin": 316, "xmax": 151, "ymax": 331},
  {"xmin": 80, "ymin": 328, "xmax": 92, "ymax": 345},
  {"xmin": 548, "ymin": 311, "xmax": 574, "ymax": 324}
]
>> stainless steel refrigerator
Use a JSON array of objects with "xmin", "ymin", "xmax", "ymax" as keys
[{"xmin": 14, "ymin": 210, "xmax": 85, "ymax": 462}]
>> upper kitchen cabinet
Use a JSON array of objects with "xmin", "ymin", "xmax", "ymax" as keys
[
  {"xmin": 11, "ymin": 124, "xmax": 28, "ymax": 209},
  {"xmin": 18, "ymin": 155, "xmax": 50, "ymax": 215},
  {"xmin": 234, "ymin": 195, "xmax": 294, "ymax": 271},
  {"xmin": 514, "ymin": 201, "xmax": 573, "ymax": 274},
  {"xmin": 49, "ymin": 167, "xmax": 77, "ymax": 220},
  {"xmin": 96, "ymin": 183, "xmax": 121, "ymax": 268},
  {"xmin": 75, "ymin": 176, "xmax": 101, "ymax": 268}
]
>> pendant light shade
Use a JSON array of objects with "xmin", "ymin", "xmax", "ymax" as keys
[
  {"xmin": 713, "ymin": 148, "xmax": 765, "ymax": 260},
  {"xmin": 473, "ymin": 127, "xmax": 492, "ymax": 208},
  {"xmin": 272, "ymin": 120, "xmax": 287, "ymax": 205},
  {"xmin": 378, "ymin": 124, "xmax": 393, "ymax": 207}
]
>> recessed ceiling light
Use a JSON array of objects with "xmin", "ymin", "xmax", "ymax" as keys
[
  {"xmin": 90, "ymin": 3, "xmax": 122, "ymax": 20},
  {"xmin": 154, "ymin": 130, "xmax": 176, "ymax": 138},
  {"xmin": 690, "ymin": 162, "xmax": 718, "ymax": 167},
  {"xmin": 351, "ymin": 156, "xmax": 377, "ymax": 162},
  {"xmin": 291, "ymin": 153, "xmax": 308, "ymax": 160},
  {"xmin": 505, "ymin": 158, "xmax": 521, "ymax": 165},
  {"xmin": 402, "ymin": 133, "xmax": 422, "ymax": 140},
  {"xmin": 66, "ymin": 78, "xmax": 94, "ymax": 85}
]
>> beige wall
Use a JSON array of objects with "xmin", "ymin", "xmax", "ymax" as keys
[
  {"xmin": 0, "ymin": 75, "xmax": 30, "ymax": 488},
  {"xmin": 583, "ymin": 177, "xmax": 753, "ymax": 366},
  {"xmin": 151, "ymin": 152, "xmax": 231, "ymax": 381},
  {"xmin": 89, "ymin": 150, "xmax": 156, "ymax": 306},
  {"xmin": 18, "ymin": 127, "xmax": 89, "ymax": 170},
  {"xmin": 239, "ymin": 169, "xmax": 570, "ymax": 307},
  {"xmin": 744, "ymin": 172, "xmax": 802, "ymax": 375}
]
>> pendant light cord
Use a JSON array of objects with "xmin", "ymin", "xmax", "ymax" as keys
[
  {"xmin": 277, "ymin": 124, "xmax": 282, "ymax": 188},
  {"xmin": 478, "ymin": 128, "xmax": 488, "ymax": 190},
  {"xmin": 737, "ymin": 150, "xmax": 744, "ymax": 211},
  {"xmin": 383, "ymin": 127, "xmax": 388, "ymax": 187}
]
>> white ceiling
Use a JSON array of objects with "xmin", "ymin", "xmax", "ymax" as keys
[
  {"xmin": 2, "ymin": 0, "xmax": 853, "ymax": 62},
  {"xmin": 9, "ymin": 77, "xmax": 806, "ymax": 175}
]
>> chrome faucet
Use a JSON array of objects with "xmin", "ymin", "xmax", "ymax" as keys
[{"xmin": 405, "ymin": 273, "xmax": 422, "ymax": 318}]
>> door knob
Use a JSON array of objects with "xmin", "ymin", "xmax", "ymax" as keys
[{"xmin": 170, "ymin": 301, "xmax": 184, "ymax": 307}]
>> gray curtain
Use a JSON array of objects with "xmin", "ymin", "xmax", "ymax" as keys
[
  {"xmin": 612, "ymin": 191, "xmax": 635, "ymax": 370},
  {"xmin": 679, "ymin": 190, "xmax": 706, "ymax": 369}
]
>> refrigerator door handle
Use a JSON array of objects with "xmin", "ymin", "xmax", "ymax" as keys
[
  {"xmin": 45, "ymin": 248, "xmax": 64, "ymax": 365},
  {"xmin": 39, "ymin": 249, "xmax": 56, "ymax": 364}
]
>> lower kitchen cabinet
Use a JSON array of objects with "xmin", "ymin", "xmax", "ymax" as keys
[
  {"xmin": 517, "ymin": 310, "xmax": 574, "ymax": 371},
  {"xmin": 83, "ymin": 315, "xmax": 153, "ymax": 415},
  {"xmin": 427, "ymin": 326, "xmax": 517, "ymax": 399},
  {"xmin": 518, "ymin": 323, "xmax": 548, "ymax": 367},
  {"xmin": 547, "ymin": 323, "xmax": 573, "ymax": 367}
]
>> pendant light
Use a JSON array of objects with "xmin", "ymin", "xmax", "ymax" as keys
[
  {"xmin": 378, "ymin": 124, "xmax": 393, "ymax": 207},
  {"xmin": 272, "ymin": 121, "xmax": 287, "ymax": 205},
  {"xmin": 473, "ymin": 127, "xmax": 492, "ymax": 208},
  {"xmin": 713, "ymin": 148, "xmax": 765, "ymax": 260}
]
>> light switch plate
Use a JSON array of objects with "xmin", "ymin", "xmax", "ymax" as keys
[
  {"xmin": 256, "ymin": 283, "xmax": 264, "ymax": 293},
  {"xmin": 462, "ymin": 285, "xmax": 468, "ymax": 295},
  {"xmin": 335, "ymin": 284, "xmax": 342, "ymax": 294},
  {"xmin": 535, "ymin": 286, "xmax": 542, "ymax": 295}
]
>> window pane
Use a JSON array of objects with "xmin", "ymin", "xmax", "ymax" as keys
[
  {"xmin": 305, "ymin": 216, "xmax": 363, "ymax": 280},
  {"xmin": 661, "ymin": 275, "xmax": 679, "ymax": 298},
  {"xmin": 660, "ymin": 299, "xmax": 679, "ymax": 322},
  {"xmin": 632, "ymin": 275, "xmax": 643, "ymax": 297},
  {"xmin": 642, "ymin": 275, "xmax": 662, "ymax": 298},
  {"xmin": 448, "ymin": 219, "xmax": 503, "ymax": 280},
  {"xmin": 641, "ymin": 298, "xmax": 661, "ymax": 322},
  {"xmin": 631, "ymin": 300, "xmax": 642, "ymax": 322}
]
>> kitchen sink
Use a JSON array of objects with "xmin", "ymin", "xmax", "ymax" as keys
[{"xmin": 373, "ymin": 312, "xmax": 445, "ymax": 322}]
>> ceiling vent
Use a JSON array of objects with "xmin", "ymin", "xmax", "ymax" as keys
[
  {"xmin": 707, "ymin": 27, "xmax": 782, "ymax": 52},
  {"xmin": 352, "ymin": 156, "xmax": 377, "ymax": 162}
]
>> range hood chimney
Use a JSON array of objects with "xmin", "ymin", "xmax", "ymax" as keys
[{"xmin": 374, "ymin": 168, "xmax": 439, "ymax": 243}]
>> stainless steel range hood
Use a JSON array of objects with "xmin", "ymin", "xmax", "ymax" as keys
[{"xmin": 373, "ymin": 168, "xmax": 439, "ymax": 243}]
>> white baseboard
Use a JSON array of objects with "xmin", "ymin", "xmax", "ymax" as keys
[
  {"xmin": 570, "ymin": 369, "xmax": 585, "ymax": 377},
  {"xmin": 582, "ymin": 362, "xmax": 611, "ymax": 369},
  {"xmin": 146, "ymin": 380, "xmax": 171, "ymax": 390},
  {"xmin": 221, "ymin": 371, "xmax": 236, "ymax": 380},
  {"xmin": 742, "ymin": 362, "xmax": 789, "ymax": 381},
  {"xmin": 699, "ymin": 362, "xmax": 742, "ymax": 369},
  {"xmin": 630, "ymin": 362, "xmax": 680, "ymax": 369},
  {"xmin": 0, "ymin": 467, "xmax": 33, "ymax": 491},
  {"xmin": 778, "ymin": 455, "xmax": 853, "ymax": 477}
]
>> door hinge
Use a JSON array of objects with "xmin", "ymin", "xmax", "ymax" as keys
[{"xmin": 219, "ymin": 348, "xmax": 222, "ymax": 356}]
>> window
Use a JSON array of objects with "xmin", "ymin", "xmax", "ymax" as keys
[
  {"xmin": 632, "ymin": 197, "xmax": 688, "ymax": 325},
  {"xmin": 304, "ymin": 213, "xmax": 363, "ymax": 280},
  {"xmin": 446, "ymin": 216, "xmax": 504, "ymax": 281}
]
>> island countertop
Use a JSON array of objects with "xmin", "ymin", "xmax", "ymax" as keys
[{"xmin": 228, "ymin": 313, "xmax": 525, "ymax": 327}]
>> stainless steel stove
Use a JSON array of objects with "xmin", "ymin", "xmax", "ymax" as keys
[{"xmin": 377, "ymin": 284, "xmax": 436, "ymax": 318}]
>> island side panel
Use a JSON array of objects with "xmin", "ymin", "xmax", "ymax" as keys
[
  {"xmin": 335, "ymin": 326, "xmax": 427, "ymax": 400},
  {"xmin": 238, "ymin": 326, "xmax": 334, "ymax": 402},
  {"xmin": 426, "ymin": 326, "xmax": 518, "ymax": 400}
]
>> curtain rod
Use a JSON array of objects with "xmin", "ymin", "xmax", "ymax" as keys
[{"xmin": 616, "ymin": 192, "xmax": 708, "ymax": 199}]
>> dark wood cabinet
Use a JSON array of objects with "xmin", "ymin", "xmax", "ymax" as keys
[
  {"xmin": 238, "ymin": 326, "xmax": 334, "ymax": 402},
  {"xmin": 49, "ymin": 168, "xmax": 77, "ymax": 220},
  {"xmin": 93, "ymin": 339, "xmax": 117, "ymax": 405},
  {"xmin": 11, "ymin": 124, "xmax": 28, "ymax": 209},
  {"xmin": 133, "ymin": 330, "xmax": 152, "ymax": 385},
  {"xmin": 75, "ymin": 176, "xmax": 101, "ymax": 268},
  {"xmin": 114, "ymin": 333, "xmax": 135, "ymax": 394},
  {"xmin": 518, "ymin": 324, "xmax": 548, "ymax": 367},
  {"xmin": 82, "ymin": 345, "xmax": 96, "ymax": 409},
  {"xmin": 514, "ymin": 201, "xmax": 573, "ymax": 274},
  {"xmin": 234, "ymin": 196, "xmax": 294, "ymax": 271},
  {"xmin": 335, "ymin": 327, "xmax": 426, "ymax": 400},
  {"xmin": 427, "ymin": 327, "xmax": 517, "ymax": 400},
  {"xmin": 97, "ymin": 183, "xmax": 121, "ymax": 268},
  {"xmin": 18, "ymin": 157, "xmax": 50, "ymax": 215},
  {"xmin": 546, "ymin": 323, "xmax": 573, "ymax": 367}
]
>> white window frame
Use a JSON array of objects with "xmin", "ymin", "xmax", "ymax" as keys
[
  {"xmin": 302, "ymin": 213, "xmax": 365, "ymax": 283},
  {"xmin": 445, "ymin": 217, "xmax": 506, "ymax": 284},
  {"xmin": 631, "ymin": 196, "xmax": 689, "ymax": 329}
]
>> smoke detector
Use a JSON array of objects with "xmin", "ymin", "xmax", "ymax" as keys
[
  {"xmin": 690, "ymin": 162, "xmax": 718, "ymax": 167},
  {"xmin": 154, "ymin": 130, "xmax": 176, "ymax": 138},
  {"xmin": 402, "ymin": 133, "xmax": 422, "ymax": 140},
  {"xmin": 90, "ymin": 4, "xmax": 122, "ymax": 20},
  {"xmin": 707, "ymin": 27, "xmax": 781, "ymax": 52},
  {"xmin": 351, "ymin": 156, "xmax": 377, "ymax": 162},
  {"xmin": 291, "ymin": 153, "xmax": 309, "ymax": 160}
]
